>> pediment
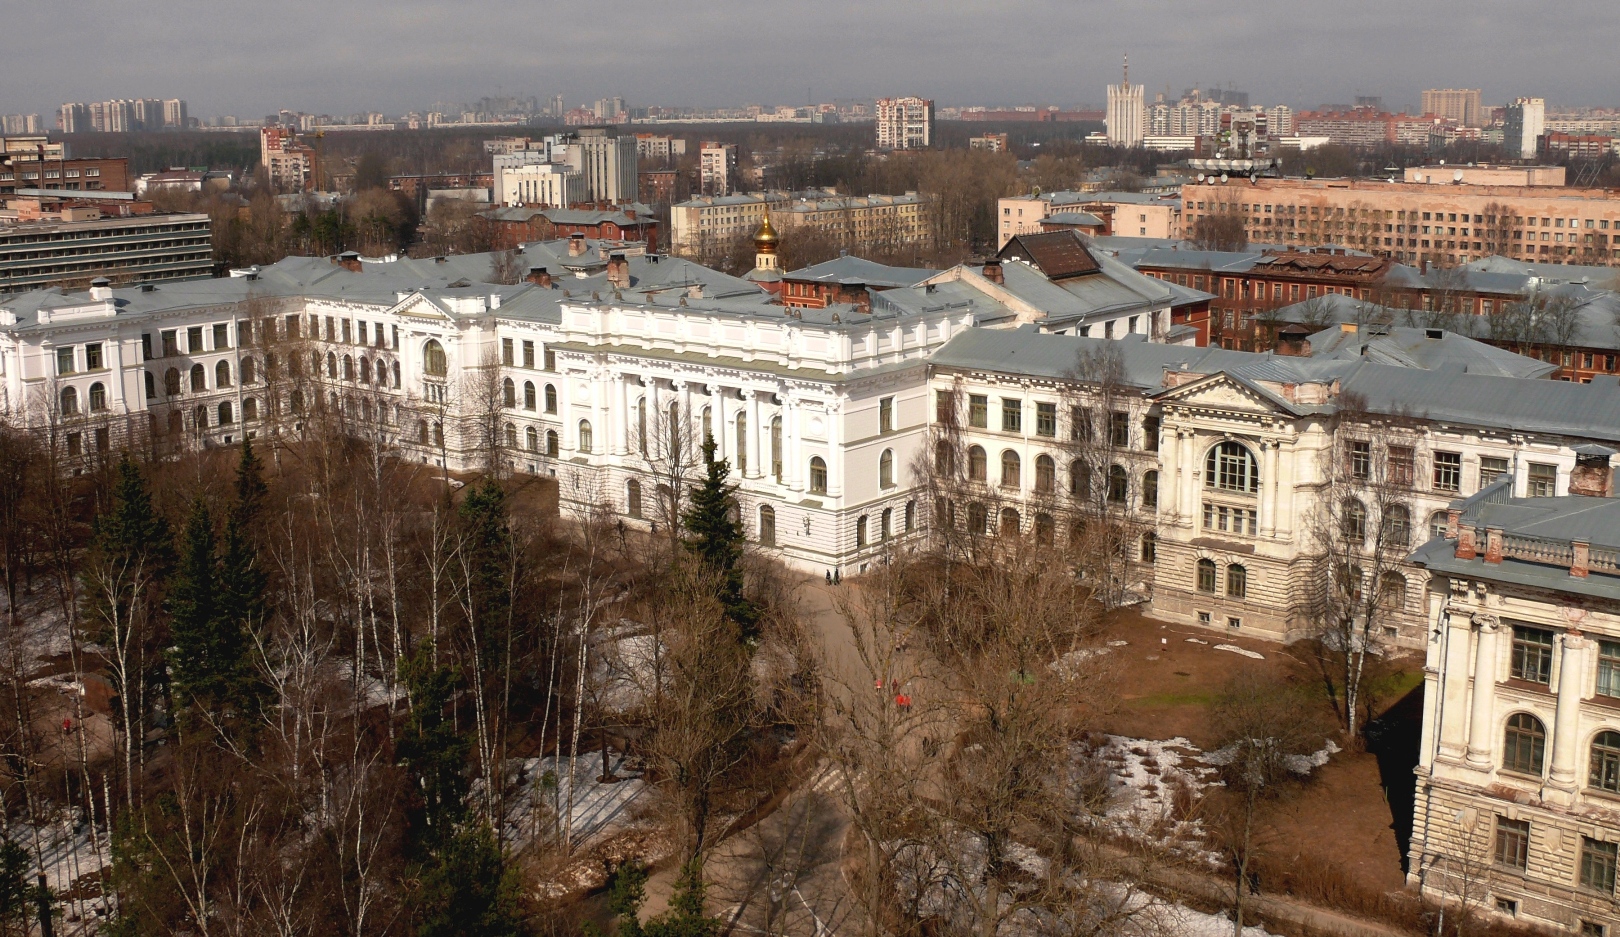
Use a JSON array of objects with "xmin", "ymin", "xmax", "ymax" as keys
[
  {"xmin": 389, "ymin": 293, "xmax": 452, "ymax": 320},
  {"xmin": 1157, "ymin": 373, "xmax": 1289, "ymax": 416}
]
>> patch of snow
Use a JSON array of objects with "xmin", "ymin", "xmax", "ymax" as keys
[
  {"xmin": 1214, "ymin": 644, "xmax": 1265, "ymax": 660},
  {"xmin": 27, "ymin": 674, "xmax": 85, "ymax": 695},
  {"xmin": 1050, "ymin": 646, "xmax": 1112, "ymax": 680},
  {"xmin": 1185, "ymin": 637, "xmax": 1209, "ymax": 645},
  {"xmin": 506, "ymin": 753, "xmax": 649, "ymax": 851},
  {"xmin": 1108, "ymin": 639, "xmax": 1130, "ymax": 647}
]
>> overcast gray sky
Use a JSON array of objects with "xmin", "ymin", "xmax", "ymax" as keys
[{"xmin": 3, "ymin": 0, "xmax": 1617, "ymax": 119}]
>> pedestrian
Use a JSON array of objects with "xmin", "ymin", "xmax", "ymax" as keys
[{"xmin": 826, "ymin": 570, "xmax": 832, "ymax": 584}]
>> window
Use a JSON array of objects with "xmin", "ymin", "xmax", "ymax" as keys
[
  {"xmin": 164, "ymin": 368, "xmax": 181, "ymax": 396},
  {"xmin": 423, "ymin": 340, "xmax": 447, "ymax": 377},
  {"xmin": 1141, "ymin": 532, "xmax": 1157, "ymax": 563},
  {"xmin": 522, "ymin": 381, "xmax": 536, "ymax": 410},
  {"xmin": 771, "ymin": 417, "xmax": 783, "ymax": 481},
  {"xmin": 84, "ymin": 343, "xmax": 104, "ymax": 371},
  {"xmin": 141, "ymin": 334, "xmax": 153, "ymax": 361},
  {"xmin": 1001, "ymin": 398, "xmax": 1022, "ymax": 433},
  {"xmin": 967, "ymin": 502, "xmax": 988, "ymax": 535},
  {"xmin": 1142, "ymin": 416, "xmax": 1160, "ymax": 452},
  {"xmin": 1378, "ymin": 572, "xmax": 1407, "ymax": 611},
  {"xmin": 935, "ymin": 389, "xmax": 955, "ymax": 425},
  {"xmin": 1141, "ymin": 471, "xmax": 1158, "ymax": 510},
  {"xmin": 1527, "ymin": 462, "xmax": 1557, "ymax": 497},
  {"xmin": 1035, "ymin": 454, "xmax": 1055, "ymax": 493},
  {"xmin": 578, "ymin": 420, "xmax": 593, "ymax": 453},
  {"xmin": 343, "ymin": 356, "xmax": 354, "ymax": 381},
  {"xmin": 1070, "ymin": 407, "xmax": 1092, "ymax": 441},
  {"xmin": 1341, "ymin": 499, "xmax": 1367, "ymax": 541},
  {"xmin": 522, "ymin": 340, "xmax": 535, "ymax": 369},
  {"xmin": 968, "ymin": 394, "xmax": 987, "ymax": 428},
  {"xmin": 879, "ymin": 396, "xmax": 894, "ymax": 434},
  {"xmin": 880, "ymin": 449, "xmax": 895, "ymax": 488},
  {"xmin": 502, "ymin": 338, "xmax": 514, "ymax": 366},
  {"xmin": 881, "ymin": 508, "xmax": 892, "ymax": 541},
  {"xmin": 84, "ymin": 381, "xmax": 107, "ymax": 412},
  {"xmin": 1348, "ymin": 441, "xmax": 1371, "ymax": 480},
  {"xmin": 905, "ymin": 501, "xmax": 915, "ymax": 533},
  {"xmin": 1580, "ymin": 838, "xmax": 1617, "ymax": 895},
  {"xmin": 144, "ymin": 371, "xmax": 155, "ymax": 399},
  {"xmin": 1035, "ymin": 402, "xmax": 1056, "ymax": 437},
  {"xmin": 241, "ymin": 357, "xmax": 256, "ymax": 384},
  {"xmin": 1598, "ymin": 640, "xmax": 1620, "ymax": 698},
  {"xmin": 1433, "ymin": 451, "xmax": 1461, "ymax": 491},
  {"xmin": 242, "ymin": 397, "xmax": 259, "ymax": 422},
  {"xmin": 1227, "ymin": 564, "xmax": 1247, "ymax": 598},
  {"xmin": 544, "ymin": 348, "xmax": 556, "ymax": 371},
  {"xmin": 1494, "ymin": 817, "xmax": 1530, "ymax": 870},
  {"xmin": 968, "ymin": 446, "xmax": 987, "ymax": 482},
  {"xmin": 1001, "ymin": 450, "xmax": 1020, "ymax": 488},
  {"xmin": 544, "ymin": 384, "xmax": 557, "ymax": 413},
  {"xmin": 188, "ymin": 326, "xmax": 204, "ymax": 353},
  {"xmin": 161, "ymin": 330, "xmax": 179, "ymax": 356},
  {"xmin": 1591, "ymin": 731, "xmax": 1620, "ymax": 793},
  {"xmin": 1381, "ymin": 504, "xmax": 1410, "ymax": 546},
  {"xmin": 219, "ymin": 402, "xmax": 234, "ymax": 425},
  {"xmin": 190, "ymin": 364, "xmax": 206, "ymax": 392},
  {"xmin": 1206, "ymin": 442, "xmax": 1259, "ymax": 493},
  {"xmin": 1503, "ymin": 713, "xmax": 1546, "ymax": 774},
  {"xmin": 326, "ymin": 352, "xmax": 337, "ymax": 378},
  {"xmin": 1511, "ymin": 626, "xmax": 1554, "ymax": 684},
  {"xmin": 1000, "ymin": 508, "xmax": 1020, "ymax": 537},
  {"xmin": 1109, "ymin": 412, "xmax": 1130, "ymax": 448},
  {"xmin": 1196, "ymin": 558, "xmax": 1217, "ymax": 593},
  {"xmin": 56, "ymin": 346, "xmax": 74, "ymax": 375},
  {"xmin": 213, "ymin": 323, "xmax": 230, "ymax": 350},
  {"xmin": 809, "ymin": 457, "xmax": 827, "ymax": 494},
  {"xmin": 1107, "ymin": 465, "xmax": 1128, "ymax": 503},
  {"xmin": 59, "ymin": 386, "xmax": 78, "ymax": 416},
  {"xmin": 1070, "ymin": 460, "xmax": 1090, "ymax": 498},
  {"xmin": 546, "ymin": 430, "xmax": 558, "ymax": 457},
  {"xmin": 758, "ymin": 505, "xmax": 775, "ymax": 546},
  {"xmin": 856, "ymin": 516, "xmax": 868, "ymax": 547}
]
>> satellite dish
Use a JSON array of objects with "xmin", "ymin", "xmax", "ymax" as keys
[
  {"xmin": 1439, "ymin": 159, "xmax": 1446, "ymax": 166},
  {"xmin": 1220, "ymin": 173, "xmax": 1229, "ymax": 183},
  {"xmin": 1453, "ymin": 169, "xmax": 1464, "ymax": 183},
  {"xmin": 1196, "ymin": 173, "xmax": 1206, "ymax": 183},
  {"xmin": 1249, "ymin": 173, "xmax": 1258, "ymax": 183}
]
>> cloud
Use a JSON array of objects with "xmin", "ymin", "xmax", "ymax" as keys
[{"xmin": 3, "ymin": 0, "xmax": 1616, "ymax": 118}]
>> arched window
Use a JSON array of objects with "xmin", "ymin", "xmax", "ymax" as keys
[
  {"xmin": 1000, "ymin": 450, "xmax": 1020, "ymax": 489},
  {"xmin": 342, "ymin": 356, "xmax": 354, "ymax": 381},
  {"xmin": 545, "ymin": 384, "xmax": 557, "ymax": 414},
  {"xmin": 935, "ymin": 440, "xmax": 954, "ymax": 475},
  {"xmin": 359, "ymin": 357, "xmax": 371, "ymax": 383},
  {"xmin": 1035, "ymin": 454, "xmax": 1055, "ymax": 493},
  {"xmin": 881, "ymin": 507, "xmax": 892, "ymax": 541},
  {"xmin": 194, "ymin": 405, "xmax": 209, "ymax": 429},
  {"xmin": 905, "ymin": 500, "xmax": 916, "ymax": 533},
  {"xmin": 326, "ymin": 352, "xmax": 337, "ymax": 379},
  {"xmin": 503, "ymin": 378, "xmax": 516, "ymax": 408},
  {"xmin": 627, "ymin": 480, "xmax": 643, "ymax": 518},
  {"xmin": 809, "ymin": 456, "xmax": 827, "ymax": 494},
  {"xmin": 1205, "ymin": 441, "xmax": 1259, "ymax": 493},
  {"xmin": 423, "ymin": 340, "xmax": 447, "ymax": 377},
  {"xmin": 736, "ymin": 414, "xmax": 748, "ymax": 474},
  {"xmin": 265, "ymin": 352, "xmax": 279, "ymax": 380},
  {"xmin": 144, "ymin": 371, "xmax": 156, "ymax": 400},
  {"xmin": 312, "ymin": 350, "xmax": 322, "ymax": 375},
  {"xmin": 856, "ymin": 515, "xmax": 868, "ymax": 547},
  {"xmin": 432, "ymin": 422, "xmax": 444, "ymax": 446},
  {"xmin": 418, "ymin": 420, "xmax": 430, "ymax": 445},
  {"xmin": 524, "ymin": 381, "xmax": 536, "ymax": 410},
  {"xmin": 1107, "ymin": 464, "xmax": 1128, "ymax": 503},
  {"xmin": 1378, "ymin": 572, "xmax": 1407, "ymax": 610},
  {"xmin": 1341, "ymin": 499, "xmax": 1367, "ymax": 541},
  {"xmin": 759, "ymin": 505, "xmax": 776, "ymax": 546},
  {"xmin": 578, "ymin": 420, "xmax": 593, "ymax": 453},
  {"xmin": 771, "ymin": 416, "xmax": 783, "ymax": 482},
  {"xmin": 1196, "ymin": 558, "xmax": 1217, "ymax": 593},
  {"xmin": 526, "ymin": 426, "xmax": 538, "ymax": 451},
  {"xmin": 1070, "ymin": 460, "xmax": 1091, "ymax": 498},
  {"xmin": 190, "ymin": 363, "xmax": 206, "ymax": 392},
  {"xmin": 1335, "ymin": 563, "xmax": 1365, "ymax": 602},
  {"xmin": 504, "ymin": 423, "xmax": 517, "ymax": 448},
  {"xmin": 967, "ymin": 501, "xmax": 988, "ymax": 534},
  {"xmin": 1590, "ymin": 730, "xmax": 1620, "ymax": 793},
  {"xmin": 218, "ymin": 401, "xmax": 234, "ymax": 425},
  {"xmin": 1504, "ymin": 713, "xmax": 1546, "ymax": 775},
  {"xmin": 1000, "ymin": 507, "xmax": 1020, "ymax": 537},
  {"xmin": 392, "ymin": 361, "xmax": 401, "ymax": 388},
  {"xmin": 59, "ymin": 386, "xmax": 78, "ymax": 416},
  {"xmin": 546, "ymin": 430, "xmax": 558, "ymax": 457},
  {"xmin": 290, "ymin": 389, "xmax": 305, "ymax": 414},
  {"xmin": 243, "ymin": 398, "xmax": 259, "ymax": 422},
  {"xmin": 167, "ymin": 410, "xmax": 183, "ymax": 435},
  {"xmin": 88, "ymin": 382, "xmax": 106, "ymax": 412},
  {"xmin": 967, "ymin": 445, "xmax": 987, "ymax": 482},
  {"xmin": 215, "ymin": 360, "xmax": 231, "ymax": 388},
  {"xmin": 701, "ymin": 406, "xmax": 712, "ymax": 444},
  {"xmin": 165, "ymin": 367, "xmax": 181, "ymax": 396},
  {"xmin": 1034, "ymin": 513, "xmax": 1054, "ymax": 545},
  {"xmin": 241, "ymin": 357, "xmax": 256, "ymax": 384},
  {"xmin": 1142, "ymin": 470, "xmax": 1159, "ymax": 510},
  {"xmin": 1382, "ymin": 504, "xmax": 1411, "ymax": 547},
  {"xmin": 1227, "ymin": 563, "xmax": 1248, "ymax": 598},
  {"xmin": 880, "ymin": 449, "xmax": 894, "ymax": 488},
  {"xmin": 1429, "ymin": 511, "xmax": 1449, "ymax": 541},
  {"xmin": 1141, "ymin": 532, "xmax": 1157, "ymax": 564}
]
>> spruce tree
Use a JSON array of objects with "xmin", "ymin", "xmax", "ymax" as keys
[
  {"xmin": 397, "ymin": 643, "xmax": 470, "ymax": 850},
  {"xmin": 458, "ymin": 479, "xmax": 513, "ymax": 641},
  {"xmin": 167, "ymin": 498, "xmax": 220, "ymax": 713},
  {"xmin": 215, "ymin": 442, "xmax": 270, "ymax": 718},
  {"xmin": 88, "ymin": 453, "xmax": 175, "ymax": 597},
  {"xmin": 681, "ymin": 437, "xmax": 755, "ymax": 635}
]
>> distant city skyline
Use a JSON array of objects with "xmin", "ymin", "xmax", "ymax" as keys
[{"xmin": 4, "ymin": 0, "xmax": 1619, "ymax": 120}]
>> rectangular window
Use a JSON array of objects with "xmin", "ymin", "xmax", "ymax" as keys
[
  {"xmin": 1598, "ymin": 640, "xmax": 1620, "ymax": 698},
  {"xmin": 1070, "ymin": 406, "xmax": 1092, "ymax": 441},
  {"xmin": 1035, "ymin": 402, "xmax": 1056, "ymax": 437},
  {"xmin": 935, "ymin": 390, "xmax": 955, "ymax": 424},
  {"xmin": 1479, "ymin": 456, "xmax": 1509, "ymax": 488},
  {"xmin": 359, "ymin": 321, "xmax": 369, "ymax": 345},
  {"xmin": 187, "ymin": 326, "xmax": 204, "ymax": 353},
  {"xmin": 1580, "ymin": 838, "xmax": 1617, "ymax": 895},
  {"xmin": 213, "ymin": 323, "xmax": 229, "ymax": 350},
  {"xmin": 1528, "ymin": 462, "xmax": 1557, "ymax": 497},
  {"xmin": 544, "ymin": 348, "xmax": 556, "ymax": 372},
  {"xmin": 84, "ymin": 343, "xmax": 103, "ymax": 371},
  {"xmin": 1433, "ymin": 451, "xmax": 1461, "ymax": 491},
  {"xmin": 161, "ymin": 330, "xmax": 178, "ymax": 357},
  {"xmin": 325, "ymin": 316, "xmax": 335, "ymax": 341},
  {"xmin": 1143, "ymin": 416, "xmax": 1160, "ymax": 452},
  {"xmin": 502, "ymin": 338, "xmax": 515, "ymax": 366},
  {"xmin": 342, "ymin": 319, "xmax": 352, "ymax": 343},
  {"xmin": 1511, "ymin": 626, "xmax": 1555, "ymax": 684},
  {"xmin": 968, "ymin": 394, "xmax": 987, "ymax": 428},
  {"xmin": 392, "ymin": 325, "xmax": 400, "ymax": 350},
  {"xmin": 1109, "ymin": 412, "xmax": 1130, "ymax": 448},
  {"xmin": 1494, "ymin": 817, "xmax": 1530, "ymax": 870},
  {"xmin": 879, "ymin": 397, "xmax": 894, "ymax": 434},
  {"xmin": 55, "ymin": 346, "xmax": 74, "ymax": 375},
  {"xmin": 1388, "ymin": 446, "xmax": 1414, "ymax": 486},
  {"xmin": 141, "ymin": 333, "xmax": 153, "ymax": 361},
  {"xmin": 284, "ymin": 315, "xmax": 300, "ymax": 340},
  {"xmin": 522, "ymin": 340, "xmax": 535, "ymax": 369},
  {"xmin": 1001, "ymin": 398, "xmax": 1022, "ymax": 433},
  {"xmin": 1349, "ymin": 441, "xmax": 1371, "ymax": 480}
]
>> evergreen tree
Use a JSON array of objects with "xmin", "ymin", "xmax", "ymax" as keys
[
  {"xmin": 88, "ymin": 453, "xmax": 175, "ymax": 604},
  {"xmin": 681, "ymin": 438, "xmax": 756, "ymax": 636},
  {"xmin": 412, "ymin": 823, "xmax": 526, "ymax": 937},
  {"xmin": 458, "ymin": 479, "xmax": 513, "ymax": 644},
  {"xmin": 397, "ymin": 643, "xmax": 470, "ymax": 851},
  {"xmin": 167, "ymin": 498, "xmax": 220, "ymax": 713},
  {"xmin": 642, "ymin": 862, "xmax": 720, "ymax": 937},
  {"xmin": 232, "ymin": 437, "xmax": 267, "ymax": 529},
  {"xmin": 0, "ymin": 833, "xmax": 30, "ymax": 933},
  {"xmin": 215, "ymin": 442, "xmax": 270, "ymax": 718}
]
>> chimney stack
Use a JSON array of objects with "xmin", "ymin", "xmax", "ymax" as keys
[
  {"xmin": 568, "ymin": 233, "xmax": 587, "ymax": 257},
  {"xmin": 337, "ymin": 250, "xmax": 362, "ymax": 273},
  {"xmin": 1570, "ymin": 447, "xmax": 1616, "ymax": 497},
  {"xmin": 89, "ymin": 277, "xmax": 112, "ymax": 301},
  {"xmin": 526, "ymin": 266, "xmax": 553, "ymax": 288},
  {"xmin": 606, "ymin": 253, "xmax": 630, "ymax": 288},
  {"xmin": 982, "ymin": 258, "xmax": 1004, "ymax": 285}
]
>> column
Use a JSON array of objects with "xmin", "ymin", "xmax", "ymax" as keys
[
  {"xmin": 712, "ymin": 387, "xmax": 727, "ymax": 463},
  {"xmin": 1180, "ymin": 430, "xmax": 1197, "ymax": 529},
  {"xmin": 560, "ymin": 374, "xmax": 575, "ymax": 451},
  {"xmin": 1546, "ymin": 633, "xmax": 1590, "ymax": 799},
  {"xmin": 614, "ymin": 372, "xmax": 630, "ymax": 455},
  {"xmin": 1464, "ymin": 616, "xmax": 1501, "ymax": 770},
  {"xmin": 1436, "ymin": 609, "xmax": 1475, "ymax": 763},
  {"xmin": 784, "ymin": 398, "xmax": 801, "ymax": 491},
  {"xmin": 745, "ymin": 390, "xmax": 762, "ymax": 480}
]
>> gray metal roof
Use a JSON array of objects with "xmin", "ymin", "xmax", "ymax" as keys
[
  {"xmin": 783, "ymin": 255, "xmax": 938, "ymax": 289},
  {"xmin": 1409, "ymin": 496, "xmax": 1620, "ymax": 601},
  {"xmin": 1304, "ymin": 324, "xmax": 1558, "ymax": 379}
]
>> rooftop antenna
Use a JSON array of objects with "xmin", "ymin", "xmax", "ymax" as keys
[{"xmin": 1122, "ymin": 53, "xmax": 1129, "ymax": 87}]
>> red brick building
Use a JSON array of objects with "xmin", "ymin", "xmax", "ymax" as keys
[
  {"xmin": 0, "ymin": 155, "xmax": 131, "ymax": 195},
  {"xmin": 478, "ymin": 205, "xmax": 658, "ymax": 252}
]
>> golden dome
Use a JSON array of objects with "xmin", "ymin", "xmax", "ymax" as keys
[{"xmin": 753, "ymin": 210, "xmax": 779, "ymax": 251}]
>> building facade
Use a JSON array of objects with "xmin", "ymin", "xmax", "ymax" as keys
[
  {"xmin": 998, "ymin": 191, "xmax": 1182, "ymax": 247},
  {"xmin": 1422, "ymin": 89, "xmax": 1484, "ymax": 128},
  {"xmin": 1106, "ymin": 76, "xmax": 1145, "ymax": 148},
  {"xmin": 0, "ymin": 212, "xmax": 212, "ymax": 293},
  {"xmin": 700, "ymin": 142, "xmax": 738, "ymax": 196},
  {"xmin": 1506, "ymin": 98, "xmax": 1548, "ymax": 159},
  {"xmin": 875, "ymin": 98, "xmax": 935, "ymax": 150},
  {"xmin": 567, "ymin": 129, "xmax": 638, "ymax": 204}
]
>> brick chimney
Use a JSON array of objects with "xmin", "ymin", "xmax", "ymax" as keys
[
  {"xmin": 1572, "ymin": 540, "xmax": 1591, "ymax": 578},
  {"xmin": 1457, "ymin": 524, "xmax": 1477, "ymax": 560},
  {"xmin": 336, "ymin": 250, "xmax": 362, "ymax": 273},
  {"xmin": 526, "ymin": 266, "xmax": 553, "ymax": 288},
  {"xmin": 624, "ymin": 207, "xmax": 637, "ymax": 219},
  {"xmin": 1570, "ymin": 447, "xmax": 1615, "ymax": 497},
  {"xmin": 1275, "ymin": 323, "xmax": 1312, "ymax": 357},
  {"xmin": 1484, "ymin": 526, "xmax": 1503, "ymax": 564},
  {"xmin": 606, "ymin": 253, "xmax": 630, "ymax": 288},
  {"xmin": 982, "ymin": 258, "xmax": 1004, "ymax": 285},
  {"xmin": 568, "ymin": 233, "xmax": 587, "ymax": 257}
]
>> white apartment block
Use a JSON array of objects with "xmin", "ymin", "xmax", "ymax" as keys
[
  {"xmin": 566, "ymin": 130, "xmax": 638, "ymax": 204},
  {"xmin": 700, "ymin": 142, "xmax": 738, "ymax": 196},
  {"xmin": 498, "ymin": 162, "xmax": 586, "ymax": 208},
  {"xmin": 997, "ymin": 191, "xmax": 1183, "ymax": 247},
  {"xmin": 875, "ymin": 97, "xmax": 934, "ymax": 150},
  {"xmin": 1506, "ymin": 98, "xmax": 1547, "ymax": 160},
  {"xmin": 1107, "ymin": 75, "xmax": 1145, "ymax": 148}
]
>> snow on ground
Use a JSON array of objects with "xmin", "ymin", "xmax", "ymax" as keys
[
  {"xmin": 503, "ymin": 752, "xmax": 649, "ymax": 852},
  {"xmin": 1101, "ymin": 883, "xmax": 1280, "ymax": 936},
  {"xmin": 1089, "ymin": 735, "xmax": 1221, "ymax": 865},
  {"xmin": 1214, "ymin": 644, "xmax": 1265, "ymax": 660},
  {"xmin": 14, "ymin": 808, "xmax": 113, "ymax": 930}
]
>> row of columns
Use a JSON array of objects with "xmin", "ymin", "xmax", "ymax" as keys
[{"xmin": 1167, "ymin": 426, "xmax": 1287, "ymax": 537}]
